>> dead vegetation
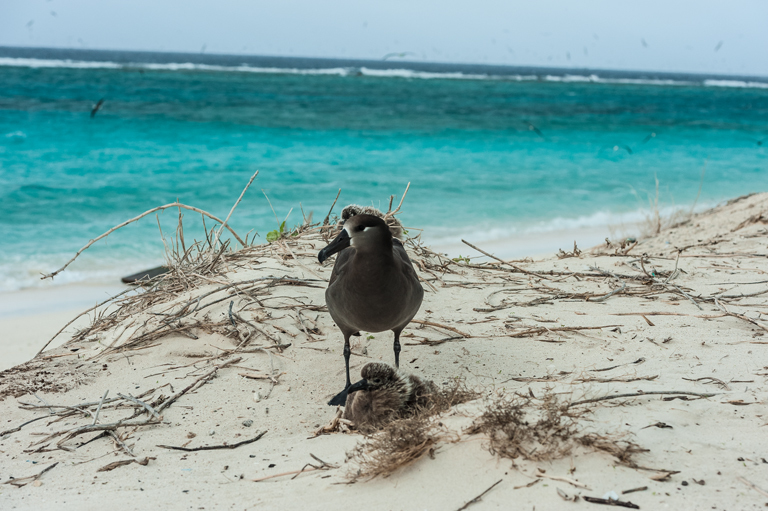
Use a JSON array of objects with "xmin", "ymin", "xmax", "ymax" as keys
[
  {"xmin": 466, "ymin": 390, "xmax": 646, "ymax": 467},
  {"xmin": 345, "ymin": 379, "xmax": 478, "ymax": 480},
  {"xmin": 346, "ymin": 413, "xmax": 445, "ymax": 480}
]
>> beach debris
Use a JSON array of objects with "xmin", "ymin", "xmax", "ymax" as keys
[
  {"xmin": 583, "ymin": 495, "xmax": 640, "ymax": 509},
  {"xmin": 557, "ymin": 487, "xmax": 579, "ymax": 501},
  {"xmin": 737, "ymin": 477, "xmax": 768, "ymax": 498},
  {"xmin": 344, "ymin": 379, "xmax": 476, "ymax": 480},
  {"xmin": 2, "ymin": 462, "xmax": 58, "ymax": 488},
  {"xmin": 346, "ymin": 413, "xmax": 443, "ymax": 480},
  {"xmin": 157, "ymin": 431, "xmax": 266, "ymax": 452},
  {"xmin": 253, "ymin": 453, "xmax": 338, "ymax": 482},
  {"xmin": 311, "ymin": 406, "xmax": 354, "ymax": 437},
  {"xmin": 466, "ymin": 390, "xmax": 647, "ymax": 469},
  {"xmin": 641, "ymin": 422, "xmax": 672, "ymax": 429},
  {"xmin": 455, "ymin": 479, "xmax": 503, "ymax": 510},
  {"xmin": 121, "ymin": 265, "xmax": 169, "ymax": 284},
  {"xmin": 97, "ymin": 457, "xmax": 154, "ymax": 472},
  {"xmin": 649, "ymin": 471, "xmax": 674, "ymax": 481},
  {"xmin": 557, "ymin": 241, "xmax": 582, "ymax": 259}
]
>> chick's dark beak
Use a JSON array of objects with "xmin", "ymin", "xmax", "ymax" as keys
[
  {"xmin": 327, "ymin": 377, "xmax": 368, "ymax": 406},
  {"xmin": 318, "ymin": 228, "xmax": 350, "ymax": 263},
  {"xmin": 346, "ymin": 378, "xmax": 369, "ymax": 394}
]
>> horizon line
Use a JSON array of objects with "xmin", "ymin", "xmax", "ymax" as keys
[{"xmin": 2, "ymin": 44, "xmax": 767, "ymax": 82}]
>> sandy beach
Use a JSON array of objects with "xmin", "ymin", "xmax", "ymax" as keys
[{"xmin": 1, "ymin": 193, "xmax": 767, "ymax": 510}]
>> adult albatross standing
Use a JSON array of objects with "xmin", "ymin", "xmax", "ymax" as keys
[{"xmin": 318, "ymin": 214, "xmax": 424, "ymax": 406}]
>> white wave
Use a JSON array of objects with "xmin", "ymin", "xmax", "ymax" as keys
[
  {"xmin": 422, "ymin": 203, "xmax": 707, "ymax": 248},
  {"xmin": 1, "ymin": 57, "xmax": 767, "ymax": 88},
  {"xmin": 0, "ymin": 57, "xmax": 122, "ymax": 69},
  {"xmin": 4, "ymin": 131, "xmax": 26, "ymax": 139},
  {"xmin": 358, "ymin": 67, "xmax": 491, "ymax": 80},
  {"xmin": 704, "ymin": 79, "xmax": 768, "ymax": 89},
  {"xmin": 545, "ymin": 74, "xmax": 596, "ymax": 83}
]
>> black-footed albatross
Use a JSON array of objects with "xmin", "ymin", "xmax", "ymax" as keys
[
  {"xmin": 318, "ymin": 213, "xmax": 424, "ymax": 406},
  {"xmin": 343, "ymin": 362, "xmax": 436, "ymax": 428}
]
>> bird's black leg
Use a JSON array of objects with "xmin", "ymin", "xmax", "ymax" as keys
[
  {"xmin": 344, "ymin": 334, "xmax": 352, "ymax": 388},
  {"xmin": 393, "ymin": 330, "xmax": 402, "ymax": 368}
]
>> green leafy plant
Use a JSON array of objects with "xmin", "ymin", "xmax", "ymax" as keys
[
  {"xmin": 266, "ymin": 221, "xmax": 286, "ymax": 242},
  {"xmin": 452, "ymin": 255, "xmax": 471, "ymax": 264}
]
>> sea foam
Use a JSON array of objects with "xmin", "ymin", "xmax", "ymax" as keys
[{"xmin": 1, "ymin": 57, "xmax": 767, "ymax": 88}]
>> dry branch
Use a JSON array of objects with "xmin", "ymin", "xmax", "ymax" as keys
[
  {"xmin": 455, "ymin": 479, "xmax": 503, "ymax": 511},
  {"xmin": 158, "ymin": 431, "xmax": 266, "ymax": 452},
  {"xmin": 97, "ymin": 457, "xmax": 154, "ymax": 472},
  {"xmin": 213, "ymin": 170, "xmax": 259, "ymax": 247},
  {"xmin": 2, "ymin": 462, "xmax": 58, "ymax": 487},
  {"xmin": 569, "ymin": 391, "xmax": 717, "ymax": 407},
  {"xmin": 43, "ymin": 202, "xmax": 246, "ymax": 280},
  {"xmin": 462, "ymin": 239, "xmax": 548, "ymax": 279},
  {"xmin": 507, "ymin": 325, "xmax": 621, "ymax": 338},
  {"xmin": 410, "ymin": 319, "xmax": 470, "ymax": 338}
]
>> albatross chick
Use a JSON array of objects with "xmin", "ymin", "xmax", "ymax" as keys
[{"xmin": 343, "ymin": 362, "xmax": 436, "ymax": 429}]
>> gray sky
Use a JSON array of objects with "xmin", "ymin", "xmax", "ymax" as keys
[{"xmin": 2, "ymin": 0, "xmax": 767, "ymax": 76}]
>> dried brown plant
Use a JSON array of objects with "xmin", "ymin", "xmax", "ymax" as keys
[
  {"xmin": 346, "ymin": 378, "xmax": 478, "ymax": 479},
  {"xmin": 346, "ymin": 413, "xmax": 443, "ymax": 480},
  {"xmin": 467, "ymin": 390, "xmax": 645, "ymax": 466}
]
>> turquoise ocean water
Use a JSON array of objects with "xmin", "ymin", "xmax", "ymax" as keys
[{"xmin": 1, "ymin": 47, "xmax": 767, "ymax": 291}]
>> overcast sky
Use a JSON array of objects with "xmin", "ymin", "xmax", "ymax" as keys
[{"xmin": 2, "ymin": 0, "xmax": 767, "ymax": 76}]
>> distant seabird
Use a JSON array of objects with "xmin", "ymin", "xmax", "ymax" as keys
[
  {"xmin": 613, "ymin": 144, "xmax": 633, "ymax": 154},
  {"xmin": 343, "ymin": 362, "xmax": 436, "ymax": 428},
  {"xmin": 318, "ymin": 213, "xmax": 424, "ymax": 406},
  {"xmin": 90, "ymin": 98, "xmax": 105, "ymax": 118},
  {"xmin": 524, "ymin": 121, "xmax": 546, "ymax": 139},
  {"xmin": 382, "ymin": 52, "xmax": 415, "ymax": 61}
]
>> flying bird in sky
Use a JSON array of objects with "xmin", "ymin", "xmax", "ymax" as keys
[{"xmin": 382, "ymin": 52, "xmax": 415, "ymax": 61}]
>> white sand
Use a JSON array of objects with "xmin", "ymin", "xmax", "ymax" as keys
[
  {"xmin": 0, "ymin": 284, "xmax": 124, "ymax": 371},
  {"xmin": 1, "ymin": 194, "xmax": 767, "ymax": 510}
]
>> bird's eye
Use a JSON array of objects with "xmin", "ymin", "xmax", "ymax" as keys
[{"xmin": 357, "ymin": 225, "xmax": 365, "ymax": 232}]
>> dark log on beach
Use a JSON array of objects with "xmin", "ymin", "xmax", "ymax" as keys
[{"xmin": 121, "ymin": 265, "xmax": 169, "ymax": 284}]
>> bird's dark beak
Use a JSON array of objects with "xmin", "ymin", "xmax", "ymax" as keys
[
  {"xmin": 346, "ymin": 378, "xmax": 369, "ymax": 394},
  {"xmin": 327, "ymin": 378, "xmax": 369, "ymax": 406},
  {"xmin": 318, "ymin": 229, "xmax": 350, "ymax": 263}
]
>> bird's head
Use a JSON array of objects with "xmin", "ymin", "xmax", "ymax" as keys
[
  {"xmin": 347, "ymin": 362, "xmax": 408, "ymax": 395},
  {"xmin": 317, "ymin": 214, "xmax": 391, "ymax": 263}
]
